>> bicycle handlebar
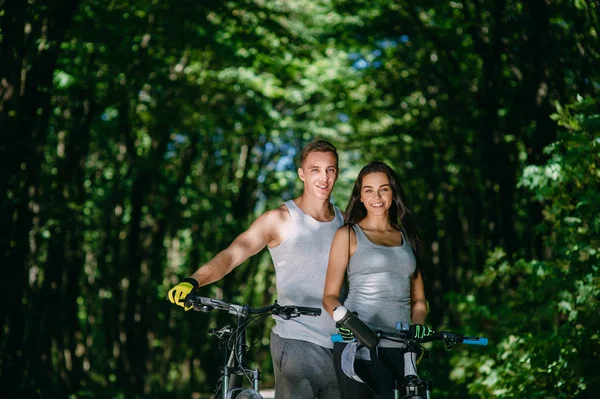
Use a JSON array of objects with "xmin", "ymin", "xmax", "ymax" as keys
[
  {"xmin": 183, "ymin": 294, "xmax": 321, "ymax": 319},
  {"xmin": 331, "ymin": 327, "xmax": 488, "ymax": 348},
  {"xmin": 390, "ymin": 330, "xmax": 488, "ymax": 347}
]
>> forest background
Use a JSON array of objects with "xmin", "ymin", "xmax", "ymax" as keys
[{"xmin": 1, "ymin": 0, "xmax": 599, "ymax": 398}]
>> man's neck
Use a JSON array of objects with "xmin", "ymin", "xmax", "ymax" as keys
[{"xmin": 294, "ymin": 195, "xmax": 334, "ymax": 222}]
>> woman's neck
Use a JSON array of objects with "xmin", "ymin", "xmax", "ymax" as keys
[{"xmin": 359, "ymin": 214, "xmax": 394, "ymax": 231}]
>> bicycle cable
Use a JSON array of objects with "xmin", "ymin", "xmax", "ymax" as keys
[
  {"xmin": 399, "ymin": 339, "xmax": 434, "ymax": 385},
  {"xmin": 229, "ymin": 310, "xmax": 272, "ymax": 385},
  {"xmin": 212, "ymin": 303, "xmax": 257, "ymax": 386},
  {"xmin": 381, "ymin": 336, "xmax": 434, "ymax": 386}
]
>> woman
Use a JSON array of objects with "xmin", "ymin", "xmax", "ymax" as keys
[{"xmin": 323, "ymin": 161, "xmax": 427, "ymax": 398}]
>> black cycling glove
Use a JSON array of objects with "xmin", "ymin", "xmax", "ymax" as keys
[{"xmin": 410, "ymin": 324, "xmax": 434, "ymax": 339}]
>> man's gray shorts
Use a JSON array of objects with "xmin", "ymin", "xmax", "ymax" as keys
[{"xmin": 270, "ymin": 331, "xmax": 340, "ymax": 399}]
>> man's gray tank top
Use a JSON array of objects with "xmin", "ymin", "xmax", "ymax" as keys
[
  {"xmin": 343, "ymin": 224, "xmax": 416, "ymax": 347},
  {"xmin": 268, "ymin": 200, "xmax": 344, "ymax": 349}
]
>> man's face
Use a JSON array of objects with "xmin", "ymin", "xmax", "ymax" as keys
[{"xmin": 298, "ymin": 151, "xmax": 339, "ymax": 200}]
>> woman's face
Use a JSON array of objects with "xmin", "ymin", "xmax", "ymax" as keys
[{"xmin": 359, "ymin": 172, "xmax": 393, "ymax": 216}]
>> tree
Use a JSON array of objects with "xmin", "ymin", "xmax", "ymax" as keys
[{"xmin": 451, "ymin": 97, "xmax": 600, "ymax": 398}]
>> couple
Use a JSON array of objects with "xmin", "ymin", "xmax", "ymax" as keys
[{"xmin": 168, "ymin": 140, "xmax": 427, "ymax": 399}]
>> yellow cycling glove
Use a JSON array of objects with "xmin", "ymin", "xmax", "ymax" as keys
[{"xmin": 168, "ymin": 278, "xmax": 199, "ymax": 311}]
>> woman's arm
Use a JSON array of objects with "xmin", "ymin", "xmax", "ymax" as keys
[
  {"xmin": 410, "ymin": 270, "xmax": 428, "ymax": 325},
  {"xmin": 323, "ymin": 226, "xmax": 354, "ymax": 317}
]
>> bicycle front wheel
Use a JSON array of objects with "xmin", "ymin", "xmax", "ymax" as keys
[{"xmin": 235, "ymin": 388, "xmax": 264, "ymax": 399}]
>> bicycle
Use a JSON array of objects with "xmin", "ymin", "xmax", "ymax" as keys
[
  {"xmin": 332, "ymin": 320, "xmax": 488, "ymax": 399},
  {"xmin": 184, "ymin": 294, "xmax": 322, "ymax": 399}
]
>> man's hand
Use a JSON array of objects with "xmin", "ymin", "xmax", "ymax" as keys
[
  {"xmin": 410, "ymin": 324, "xmax": 434, "ymax": 339},
  {"xmin": 167, "ymin": 278, "xmax": 199, "ymax": 311}
]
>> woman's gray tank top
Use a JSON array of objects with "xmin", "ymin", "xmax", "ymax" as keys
[
  {"xmin": 268, "ymin": 200, "xmax": 344, "ymax": 349},
  {"xmin": 343, "ymin": 224, "xmax": 416, "ymax": 347}
]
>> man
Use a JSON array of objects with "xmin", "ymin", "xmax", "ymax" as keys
[{"xmin": 168, "ymin": 139, "xmax": 343, "ymax": 399}]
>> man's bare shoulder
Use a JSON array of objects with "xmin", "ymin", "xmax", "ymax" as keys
[
  {"xmin": 263, "ymin": 203, "xmax": 291, "ymax": 224},
  {"xmin": 250, "ymin": 203, "xmax": 290, "ymax": 229},
  {"xmin": 253, "ymin": 204, "xmax": 291, "ymax": 247}
]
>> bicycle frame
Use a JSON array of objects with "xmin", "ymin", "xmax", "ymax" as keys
[
  {"xmin": 332, "ymin": 322, "xmax": 487, "ymax": 399},
  {"xmin": 392, "ymin": 347, "xmax": 430, "ymax": 399},
  {"xmin": 185, "ymin": 296, "xmax": 321, "ymax": 399}
]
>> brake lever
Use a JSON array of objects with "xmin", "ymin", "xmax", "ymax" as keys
[
  {"xmin": 279, "ymin": 308, "xmax": 292, "ymax": 320},
  {"xmin": 441, "ymin": 332, "xmax": 462, "ymax": 349},
  {"xmin": 194, "ymin": 304, "xmax": 214, "ymax": 312},
  {"xmin": 183, "ymin": 295, "xmax": 214, "ymax": 312},
  {"xmin": 275, "ymin": 306, "xmax": 298, "ymax": 320}
]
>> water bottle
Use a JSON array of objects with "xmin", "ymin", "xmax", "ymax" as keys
[{"xmin": 333, "ymin": 306, "xmax": 380, "ymax": 349}]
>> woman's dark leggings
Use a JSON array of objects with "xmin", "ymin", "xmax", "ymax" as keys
[{"xmin": 332, "ymin": 342, "xmax": 406, "ymax": 399}]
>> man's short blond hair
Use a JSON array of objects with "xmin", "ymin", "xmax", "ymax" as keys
[{"xmin": 299, "ymin": 140, "xmax": 338, "ymax": 167}]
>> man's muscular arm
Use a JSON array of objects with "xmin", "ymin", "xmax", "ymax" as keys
[
  {"xmin": 189, "ymin": 206, "xmax": 288, "ymax": 286},
  {"xmin": 167, "ymin": 205, "xmax": 288, "ymax": 309}
]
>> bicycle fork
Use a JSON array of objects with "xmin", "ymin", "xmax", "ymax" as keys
[
  {"xmin": 393, "ymin": 351, "xmax": 431, "ymax": 399},
  {"xmin": 222, "ymin": 352, "xmax": 262, "ymax": 394},
  {"xmin": 220, "ymin": 313, "xmax": 262, "ymax": 398}
]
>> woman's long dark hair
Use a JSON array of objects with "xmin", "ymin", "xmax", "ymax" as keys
[{"xmin": 345, "ymin": 161, "xmax": 422, "ymax": 264}]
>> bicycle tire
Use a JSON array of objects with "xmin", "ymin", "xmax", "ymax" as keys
[{"xmin": 235, "ymin": 388, "xmax": 264, "ymax": 399}]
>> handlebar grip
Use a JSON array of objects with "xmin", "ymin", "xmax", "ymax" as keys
[
  {"xmin": 331, "ymin": 334, "xmax": 346, "ymax": 343},
  {"xmin": 462, "ymin": 337, "xmax": 488, "ymax": 346},
  {"xmin": 294, "ymin": 306, "xmax": 322, "ymax": 316}
]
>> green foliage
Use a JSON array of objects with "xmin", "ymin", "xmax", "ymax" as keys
[
  {"xmin": 450, "ymin": 97, "xmax": 600, "ymax": 398},
  {"xmin": 1, "ymin": 0, "xmax": 357, "ymax": 396},
  {"xmin": 2, "ymin": 0, "xmax": 600, "ymax": 397}
]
